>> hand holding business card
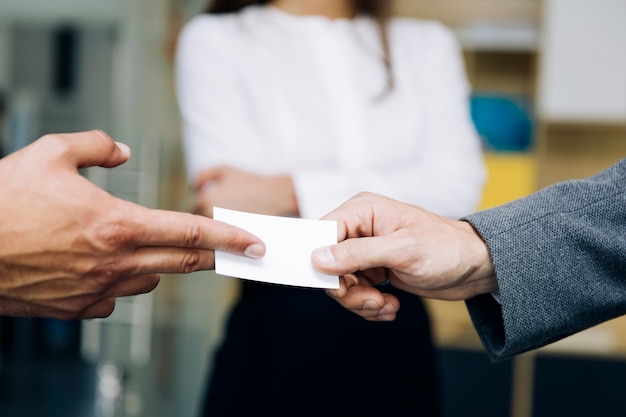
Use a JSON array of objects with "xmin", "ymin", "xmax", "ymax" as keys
[{"xmin": 213, "ymin": 207, "xmax": 339, "ymax": 289}]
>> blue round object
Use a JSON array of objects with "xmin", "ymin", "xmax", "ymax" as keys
[{"xmin": 470, "ymin": 94, "xmax": 534, "ymax": 152}]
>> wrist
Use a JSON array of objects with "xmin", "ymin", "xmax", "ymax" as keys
[
  {"xmin": 458, "ymin": 220, "xmax": 498, "ymax": 296},
  {"xmin": 273, "ymin": 174, "xmax": 299, "ymax": 216}
]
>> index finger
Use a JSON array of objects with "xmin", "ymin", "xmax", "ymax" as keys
[{"xmin": 124, "ymin": 204, "xmax": 266, "ymax": 258}]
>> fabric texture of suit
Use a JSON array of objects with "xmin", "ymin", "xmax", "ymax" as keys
[{"xmin": 463, "ymin": 158, "xmax": 626, "ymax": 362}]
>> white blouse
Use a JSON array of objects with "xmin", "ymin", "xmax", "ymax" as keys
[{"xmin": 175, "ymin": 5, "xmax": 486, "ymax": 219}]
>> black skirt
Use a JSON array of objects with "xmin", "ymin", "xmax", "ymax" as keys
[{"xmin": 200, "ymin": 280, "xmax": 441, "ymax": 417}]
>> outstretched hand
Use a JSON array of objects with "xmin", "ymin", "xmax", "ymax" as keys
[
  {"xmin": 0, "ymin": 131, "xmax": 265, "ymax": 319},
  {"xmin": 310, "ymin": 192, "xmax": 497, "ymax": 321}
]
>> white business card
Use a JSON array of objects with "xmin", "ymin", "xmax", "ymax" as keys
[{"xmin": 214, "ymin": 207, "xmax": 339, "ymax": 289}]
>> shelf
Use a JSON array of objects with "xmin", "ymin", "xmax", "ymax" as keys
[{"xmin": 456, "ymin": 21, "xmax": 540, "ymax": 52}]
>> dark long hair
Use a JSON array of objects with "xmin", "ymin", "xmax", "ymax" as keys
[{"xmin": 205, "ymin": 0, "xmax": 394, "ymax": 93}]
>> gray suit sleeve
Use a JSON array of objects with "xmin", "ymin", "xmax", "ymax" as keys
[{"xmin": 462, "ymin": 158, "xmax": 626, "ymax": 362}]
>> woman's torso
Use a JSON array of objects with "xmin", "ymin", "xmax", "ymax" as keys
[{"xmin": 181, "ymin": 6, "xmax": 451, "ymax": 174}]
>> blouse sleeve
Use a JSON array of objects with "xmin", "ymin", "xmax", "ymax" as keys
[{"xmin": 175, "ymin": 17, "xmax": 260, "ymax": 182}]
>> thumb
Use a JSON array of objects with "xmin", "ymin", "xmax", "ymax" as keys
[
  {"xmin": 56, "ymin": 130, "xmax": 131, "ymax": 169},
  {"xmin": 312, "ymin": 236, "xmax": 393, "ymax": 275}
]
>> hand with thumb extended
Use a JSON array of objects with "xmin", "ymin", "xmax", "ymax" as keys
[
  {"xmin": 0, "ymin": 130, "xmax": 265, "ymax": 319},
  {"xmin": 311, "ymin": 192, "xmax": 497, "ymax": 321}
]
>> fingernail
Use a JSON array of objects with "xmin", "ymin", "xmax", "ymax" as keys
[
  {"xmin": 363, "ymin": 300, "xmax": 381, "ymax": 311},
  {"xmin": 115, "ymin": 141, "xmax": 131, "ymax": 156},
  {"xmin": 380, "ymin": 303, "xmax": 395, "ymax": 315},
  {"xmin": 312, "ymin": 247, "xmax": 335, "ymax": 265},
  {"xmin": 244, "ymin": 244, "xmax": 265, "ymax": 259},
  {"xmin": 378, "ymin": 313, "xmax": 396, "ymax": 322},
  {"xmin": 324, "ymin": 289, "xmax": 338, "ymax": 298}
]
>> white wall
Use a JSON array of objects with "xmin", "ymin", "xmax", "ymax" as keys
[{"xmin": 538, "ymin": 0, "xmax": 626, "ymax": 122}]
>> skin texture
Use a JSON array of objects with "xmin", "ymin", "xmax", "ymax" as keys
[
  {"xmin": 192, "ymin": 166, "xmax": 298, "ymax": 218},
  {"xmin": 311, "ymin": 192, "xmax": 498, "ymax": 321},
  {"xmin": 0, "ymin": 131, "xmax": 265, "ymax": 320}
]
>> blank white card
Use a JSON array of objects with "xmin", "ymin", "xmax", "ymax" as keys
[{"xmin": 213, "ymin": 207, "xmax": 339, "ymax": 289}]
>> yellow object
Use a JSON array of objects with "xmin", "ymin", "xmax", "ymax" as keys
[{"xmin": 479, "ymin": 152, "xmax": 537, "ymax": 210}]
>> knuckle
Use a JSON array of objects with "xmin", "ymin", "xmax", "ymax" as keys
[
  {"xmin": 91, "ymin": 268, "xmax": 119, "ymax": 289},
  {"xmin": 91, "ymin": 129, "xmax": 109, "ymax": 139},
  {"xmin": 99, "ymin": 266, "xmax": 132, "ymax": 294},
  {"xmin": 80, "ymin": 299, "xmax": 116, "ymax": 319},
  {"xmin": 40, "ymin": 133, "xmax": 70, "ymax": 155},
  {"xmin": 146, "ymin": 274, "xmax": 161, "ymax": 290},
  {"xmin": 57, "ymin": 297, "xmax": 98, "ymax": 320},
  {"xmin": 94, "ymin": 302, "xmax": 116, "ymax": 319},
  {"xmin": 183, "ymin": 221, "xmax": 203, "ymax": 247},
  {"xmin": 93, "ymin": 130, "xmax": 117, "ymax": 151},
  {"xmin": 179, "ymin": 251, "xmax": 203, "ymax": 273},
  {"xmin": 355, "ymin": 191, "xmax": 374, "ymax": 199},
  {"xmin": 80, "ymin": 261, "xmax": 127, "ymax": 295},
  {"xmin": 92, "ymin": 216, "xmax": 134, "ymax": 249},
  {"xmin": 39, "ymin": 133, "xmax": 61, "ymax": 143}
]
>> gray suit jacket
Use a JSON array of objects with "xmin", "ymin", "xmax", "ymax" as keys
[{"xmin": 463, "ymin": 158, "xmax": 626, "ymax": 362}]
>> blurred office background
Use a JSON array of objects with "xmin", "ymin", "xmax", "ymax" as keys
[{"xmin": 0, "ymin": 0, "xmax": 625, "ymax": 416}]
